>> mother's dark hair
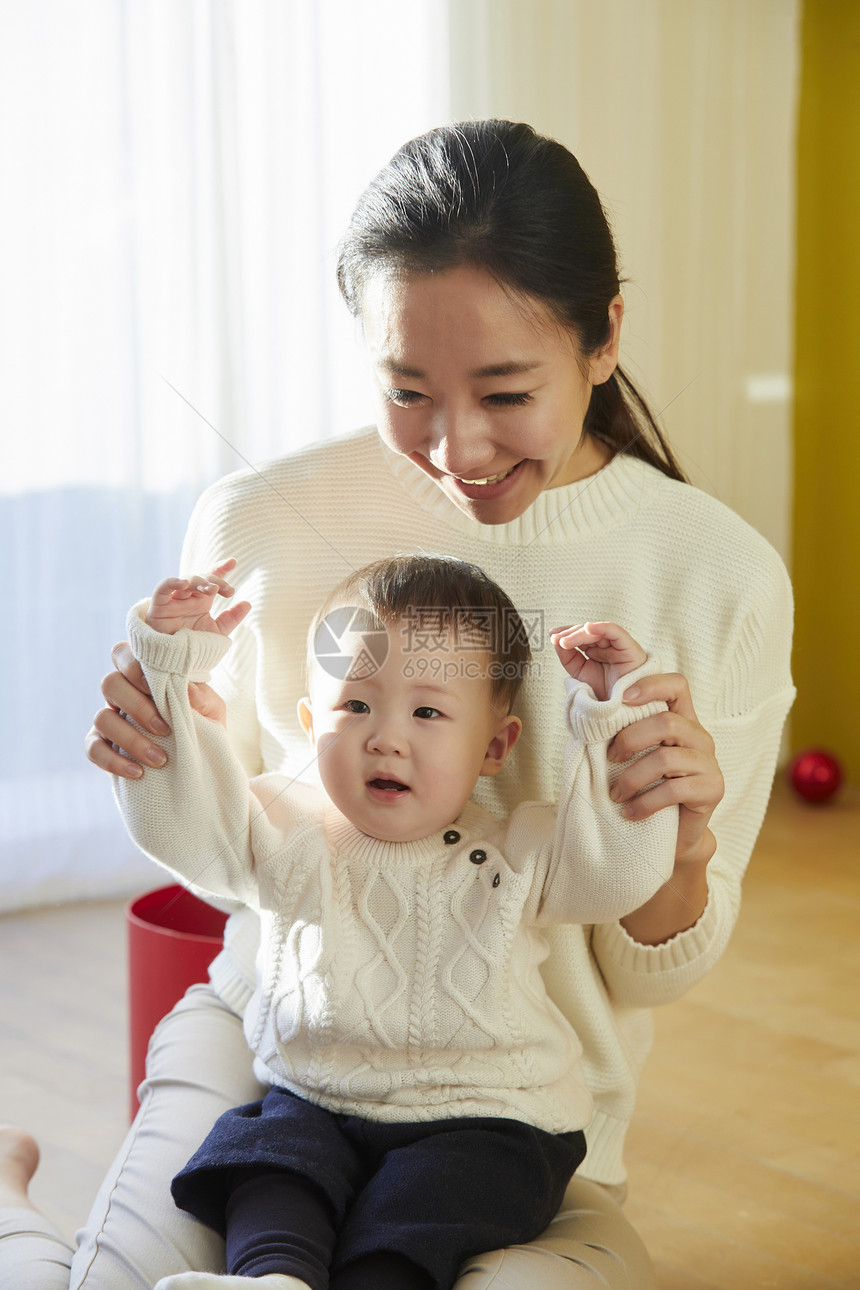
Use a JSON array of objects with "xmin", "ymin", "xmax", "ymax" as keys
[{"xmin": 337, "ymin": 119, "xmax": 686, "ymax": 483}]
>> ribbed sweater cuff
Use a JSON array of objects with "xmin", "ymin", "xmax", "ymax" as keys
[
  {"xmin": 208, "ymin": 948, "xmax": 256, "ymax": 1017},
  {"xmin": 127, "ymin": 600, "xmax": 232, "ymax": 680},
  {"xmin": 596, "ymin": 886, "xmax": 721, "ymax": 982},
  {"xmin": 580, "ymin": 1110, "xmax": 631, "ymax": 1186},
  {"xmin": 564, "ymin": 655, "xmax": 667, "ymax": 743}
]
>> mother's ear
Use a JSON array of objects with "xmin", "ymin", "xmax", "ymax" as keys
[
  {"xmin": 588, "ymin": 295, "xmax": 624, "ymax": 386},
  {"xmin": 297, "ymin": 697, "xmax": 315, "ymax": 744}
]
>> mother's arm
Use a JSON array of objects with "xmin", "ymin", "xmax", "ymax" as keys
[
  {"xmin": 591, "ymin": 560, "xmax": 796, "ymax": 1006},
  {"xmin": 606, "ymin": 671, "xmax": 723, "ymax": 947}
]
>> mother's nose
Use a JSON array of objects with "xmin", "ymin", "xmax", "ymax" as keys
[{"xmin": 427, "ymin": 408, "xmax": 496, "ymax": 478}]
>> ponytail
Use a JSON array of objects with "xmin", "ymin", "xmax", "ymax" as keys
[{"xmin": 587, "ymin": 369, "xmax": 687, "ymax": 482}]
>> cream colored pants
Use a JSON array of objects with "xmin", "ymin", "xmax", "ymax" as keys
[{"xmin": 0, "ymin": 985, "xmax": 656, "ymax": 1289}]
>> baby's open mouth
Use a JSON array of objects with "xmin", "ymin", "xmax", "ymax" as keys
[{"xmin": 368, "ymin": 778, "xmax": 409, "ymax": 793}]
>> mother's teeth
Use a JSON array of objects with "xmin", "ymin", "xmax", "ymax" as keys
[{"xmin": 460, "ymin": 467, "xmax": 514, "ymax": 485}]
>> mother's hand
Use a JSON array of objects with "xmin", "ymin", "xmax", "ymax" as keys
[
  {"xmin": 607, "ymin": 671, "xmax": 724, "ymax": 866},
  {"xmin": 84, "ymin": 642, "xmax": 226, "ymax": 777}
]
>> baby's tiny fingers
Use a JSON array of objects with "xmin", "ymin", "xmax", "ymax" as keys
[
  {"xmin": 152, "ymin": 576, "xmax": 190, "ymax": 599},
  {"xmin": 188, "ymin": 571, "xmax": 235, "ymax": 597},
  {"xmin": 208, "ymin": 557, "xmax": 238, "ymax": 578},
  {"xmin": 213, "ymin": 600, "xmax": 252, "ymax": 635},
  {"xmin": 551, "ymin": 629, "xmax": 593, "ymax": 654}
]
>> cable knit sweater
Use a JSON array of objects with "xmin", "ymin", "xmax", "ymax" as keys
[
  {"xmin": 163, "ymin": 427, "xmax": 794, "ymax": 1183},
  {"xmin": 116, "ymin": 613, "xmax": 677, "ymax": 1134}
]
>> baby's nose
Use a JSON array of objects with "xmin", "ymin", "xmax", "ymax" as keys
[{"xmin": 367, "ymin": 725, "xmax": 407, "ymax": 756}]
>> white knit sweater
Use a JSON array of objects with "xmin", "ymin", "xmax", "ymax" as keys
[
  {"xmin": 161, "ymin": 427, "xmax": 794, "ymax": 1183},
  {"xmin": 117, "ymin": 614, "xmax": 677, "ymax": 1134}
]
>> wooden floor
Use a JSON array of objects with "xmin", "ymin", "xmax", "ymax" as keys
[
  {"xmin": 1, "ymin": 780, "xmax": 858, "ymax": 1286},
  {"xmin": 0, "ymin": 896, "xmax": 128, "ymax": 1241},
  {"xmin": 624, "ymin": 781, "xmax": 860, "ymax": 1289}
]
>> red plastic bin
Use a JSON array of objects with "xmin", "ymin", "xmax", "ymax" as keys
[{"xmin": 126, "ymin": 884, "xmax": 228, "ymax": 1119}]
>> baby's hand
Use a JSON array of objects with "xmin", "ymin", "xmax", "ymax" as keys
[
  {"xmin": 550, "ymin": 621, "xmax": 646, "ymax": 702},
  {"xmin": 146, "ymin": 558, "xmax": 251, "ymax": 638}
]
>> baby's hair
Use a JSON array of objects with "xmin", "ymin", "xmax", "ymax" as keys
[{"xmin": 309, "ymin": 554, "xmax": 532, "ymax": 713}]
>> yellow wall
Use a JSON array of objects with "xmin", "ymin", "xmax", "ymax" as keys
[{"xmin": 792, "ymin": 0, "xmax": 860, "ymax": 784}]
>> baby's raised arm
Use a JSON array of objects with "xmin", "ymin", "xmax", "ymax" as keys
[
  {"xmin": 512, "ymin": 624, "xmax": 677, "ymax": 927},
  {"xmin": 112, "ymin": 593, "xmax": 307, "ymax": 911}
]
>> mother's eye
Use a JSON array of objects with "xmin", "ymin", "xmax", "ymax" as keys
[
  {"xmin": 384, "ymin": 388, "xmax": 424, "ymax": 407},
  {"xmin": 484, "ymin": 392, "xmax": 532, "ymax": 408}
]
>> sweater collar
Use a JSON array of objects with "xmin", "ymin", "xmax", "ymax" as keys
[
  {"xmin": 324, "ymin": 799, "xmax": 495, "ymax": 866},
  {"xmin": 373, "ymin": 434, "xmax": 660, "ymax": 546}
]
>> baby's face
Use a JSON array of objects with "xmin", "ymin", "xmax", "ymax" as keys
[{"xmin": 300, "ymin": 618, "xmax": 520, "ymax": 842}]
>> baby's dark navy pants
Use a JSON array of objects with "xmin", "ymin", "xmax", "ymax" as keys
[{"xmin": 171, "ymin": 1086, "xmax": 586, "ymax": 1290}]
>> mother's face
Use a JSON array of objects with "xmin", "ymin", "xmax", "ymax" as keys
[{"xmin": 361, "ymin": 264, "xmax": 622, "ymax": 525}]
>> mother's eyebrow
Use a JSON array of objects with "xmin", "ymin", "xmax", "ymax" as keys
[{"xmin": 376, "ymin": 358, "xmax": 544, "ymax": 379}]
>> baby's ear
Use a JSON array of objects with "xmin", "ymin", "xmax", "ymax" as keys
[
  {"xmin": 480, "ymin": 715, "xmax": 522, "ymax": 777},
  {"xmin": 297, "ymin": 697, "xmax": 315, "ymax": 744}
]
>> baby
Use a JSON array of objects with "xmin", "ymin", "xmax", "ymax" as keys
[{"xmin": 114, "ymin": 553, "xmax": 677, "ymax": 1290}]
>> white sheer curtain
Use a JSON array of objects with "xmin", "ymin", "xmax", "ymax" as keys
[{"xmin": 1, "ymin": 0, "xmax": 448, "ymax": 910}]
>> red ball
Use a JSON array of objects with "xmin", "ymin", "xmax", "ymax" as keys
[{"xmin": 789, "ymin": 749, "xmax": 843, "ymax": 803}]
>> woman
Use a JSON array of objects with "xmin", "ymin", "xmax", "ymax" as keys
[{"xmin": 1, "ymin": 120, "xmax": 794, "ymax": 1289}]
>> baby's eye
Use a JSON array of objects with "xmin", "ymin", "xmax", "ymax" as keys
[
  {"xmin": 414, "ymin": 706, "xmax": 442, "ymax": 720},
  {"xmin": 384, "ymin": 388, "xmax": 424, "ymax": 407},
  {"xmin": 484, "ymin": 391, "xmax": 532, "ymax": 408},
  {"xmin": 342, "ymin": 700, "xmax": 370, "ymax": 714}
]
